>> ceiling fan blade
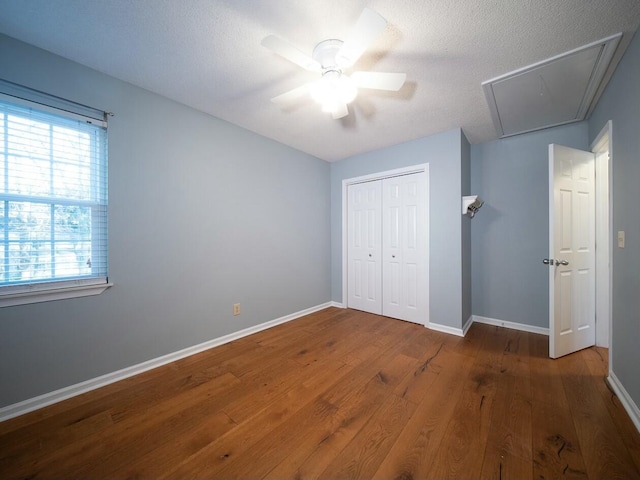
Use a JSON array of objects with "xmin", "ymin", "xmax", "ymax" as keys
[
  {"xmin": 271, "ymin": 84, "xmax": 310, "ymax": 104},
  {"xmin": 336, "ymin": 8, "xmax": 387, "ymax": 68},
  {"xmin": 261, "ymin": 35, "xmax": 321, "ymax": 72},
  {"xmin": 351, "ymin": 71, "xmax": 406, "ymax": 91},
  {"xmin": 331, "ymin": 103, "xmax": 349, "ymax": 119}
]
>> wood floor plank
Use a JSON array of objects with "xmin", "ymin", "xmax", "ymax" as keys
[
  {"xmin": 299, "ymin": 307, "xmax": 371, "ymax": 335},
  {"xmin": 1, "ymin": 309, "xmax": 639, "ymax": 480},
  {"xmin": 372, "ymin": 350, "xmax": 476, "ymax": 479},
  {"xmin": 0, "ymin": 409, "xmax": 114, "ymax": 474},
  {"xmin": 165, "ymin": 390, "xmax": 327, "ymax": 479},
  {"xmin": 393, "ymin": 340, "xmax": 445, "ymax": 405},
  {"xmin": 21, "ymin": 371, "xmax": 242, "ymax": 479},
  {"xmin": 319, "ymin": 392, "xmax": 416, "ymax": 479},
  {"xmin": 559, "ymin": 351, "xmax": 640, "ymax": 479},
  {"xmin": 157, "ymin": 354, "xmax": 355, "ymax": 479},
  {"xmin": 213, "ymin": 371, "xmax": 395, "ymax": 479},
  {"xmin": 262, "ymin": 351, "xmax": 420, "ymax": 480},
  {"xmin": 499, "ymin": 327, "xmax": 531, "ymax": 377},
  {"xmin": 115, "ymin": 360, "xmax": 342, "ymax": 479},
  {"xmin": 288, "ymin": 322, "xmax": 377, "ymax": 367},
  {"xmin": 582, "ymin": 347, "xmax": 640, "ymax": 473},
  {"xmin": 423, "ymin": 325, "xmax": 508, "ymax": 479},
  {"xmin": 221, "ymin": 359, "xmax": 322, "ymax": 423},
  {"xmin": 424, "ymin": 365, "xmax": 497, "ymax": 478},
  {"xmin": 158, "ymin": 362, "xmax": 350, "ymax": 479},
  {"xmin": 112, "ymin": 410, "xmax": 236, "ymax": 479},
  {"xmin": 479, "ymin": 372, "xmax": 533, "ymax": 480},
  {"xmin": 529, "ymin": 334, "xmax": 588, "ymax": 480},
  {"xmin": 478, "ymin": 327, "xmax": 534, "ymax": 479},
  {"xmin": 447, "ymin": 321, "xmax": 491, "ymax": 358},
  {"xmin": 259, "ymin": 391, "xmax": 376, "ymax": 479}
]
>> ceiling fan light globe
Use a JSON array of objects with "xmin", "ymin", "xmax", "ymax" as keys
[
  {"xmin": 321, "ymin": 100, "xmax": 337, "ymax": 113},
  {"xmin": 336, "ymin": 75, "xmax": 358, "ymax": 104},
  {"xmin": 310, "ymin": 74, "xmax": 358, "ymax": 107},
  {"xmin": 310, "ymin": 79, "xmax": 329, "ymax": 105}
]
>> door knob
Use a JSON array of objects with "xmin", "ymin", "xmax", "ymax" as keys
[{"xmin": 543, "ymin": 258, "xmax": 569, "ymax": 266}]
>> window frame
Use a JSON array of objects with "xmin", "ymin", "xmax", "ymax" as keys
[{"xmin": 0, "ymin": 86, "xmax": 111, "ymax": 307}]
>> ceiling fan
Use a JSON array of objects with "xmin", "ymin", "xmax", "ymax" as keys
[{"xmin": 262, "ymin": 7, "xmax": 407, "ymax": 119}]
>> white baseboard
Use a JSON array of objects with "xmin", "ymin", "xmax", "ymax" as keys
[
  {"xmin": 330, "ymin": 301, "xmax": 346, "ymax": 308},
  {"xmin": 462, "ymin": 315, "xmax": 474, "ymax": 336},
  {"xmin": 0, "ymin": 302, "xmax": 333, "ymax": 423},
  {"xmin": 427, "ymin": 322, "xmax": 465, "ymax": 337},
  {"xmin": 607, "ymin": 371, "xmax": 640, "ymax": 434},
  {"xmin": 472, "ymin": 315, "xmax": 549, "ymax": 336},
  {"xmin": 422, "ymin": 315, "xmax": 547, "ymax": 339}
]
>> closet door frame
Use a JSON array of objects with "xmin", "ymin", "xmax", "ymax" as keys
[{"xmin": 341, "ymin": 163, "xmax": 430, "ymax": 326}]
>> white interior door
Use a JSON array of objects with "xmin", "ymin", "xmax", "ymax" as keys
[
  {"xmin": 382, "ymin": 172, "xmax": 428, "ymax": 324},
  {"xmin": 347, "ymin": 181, "xmax": 382, "ymax": 314},
  {"xmin": 548, "ymin": 144, "xmax": 596, "ymax": 358}
]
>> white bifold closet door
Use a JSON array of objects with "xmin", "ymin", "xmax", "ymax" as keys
[{"xmin": 347, "ymin": 172, "xmax": 428, "ymax": 324}]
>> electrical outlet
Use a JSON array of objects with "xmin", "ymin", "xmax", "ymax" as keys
[
  {"xmin": 618, "ymin": 231, "xmax": 625, "ymax": 248},
  {"xmin": 233, "ymin": 303, "xmax": 241, "ymax": 316}
]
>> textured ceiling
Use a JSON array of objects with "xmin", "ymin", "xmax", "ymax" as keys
[{"xmin": 0, "ymin": 0, "xmax": 639, "ymax": 161}]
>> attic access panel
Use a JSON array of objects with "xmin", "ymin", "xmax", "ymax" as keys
[{"xmin": 483, "ymin": 33, "xmax": 621, "ymax": 138}]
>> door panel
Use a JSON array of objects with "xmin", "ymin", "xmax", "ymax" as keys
[
  {"xmin": 558, "ymin": 270, "xmax": 572, "ymax": 333},
  {"xmin": 549, "ymin": 144, "xmax": 595, "ymax": 358},
  {"xmin": 382, "ymin": 172, "xmax": 428, "ymax": 324},
  {"xmin": 347, "ymin": 181, "xmax": 382, "ymax": 314}
]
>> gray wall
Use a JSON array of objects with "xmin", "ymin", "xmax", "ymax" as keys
[
  {"xmin": 470, "ymin": 122, "xmax": 589, "ymax": 328},
  {"xmin": 330, "ymin": 128, "xmax": 465, "ymax": 330},
  {"xmin": 589, "ymin": 31, "xmax": 640, "ymax": 411},
  {"xmin": 0, "ymin": 35, "xmax": 331, "ymax": 408}
]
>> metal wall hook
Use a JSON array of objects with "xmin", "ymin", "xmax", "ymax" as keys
[{"xmin": 462, "ymin": 195, "xmax": 484, "ymax": 218}]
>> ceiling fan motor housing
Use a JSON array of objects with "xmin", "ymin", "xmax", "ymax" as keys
[{"xmin": 312, "ymin": 39, "xmax": 347, "ymax": 71}]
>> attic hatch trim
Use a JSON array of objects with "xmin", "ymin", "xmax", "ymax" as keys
[{"xmin": 482, "ymin": 32, "xmax": 622, "ymax": 139}]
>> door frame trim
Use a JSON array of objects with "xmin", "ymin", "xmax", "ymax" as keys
[
  {"xmin": 590, "ymin": 120, "xmax": 613, "ymax": 364},
  {"xmin": 341, "ymin": 164, "xmax": 430, "ymax": 322}
]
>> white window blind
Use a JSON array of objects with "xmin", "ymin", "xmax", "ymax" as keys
[{"xmin": 0, "ymin": 94, "xmax": 108, "ymax": 296}]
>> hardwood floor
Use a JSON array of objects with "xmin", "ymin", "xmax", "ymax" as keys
[{"xmin": 1, "ymin": 307, "xmax": 639, "ymax": 479}]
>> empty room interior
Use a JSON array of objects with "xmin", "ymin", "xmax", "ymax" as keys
[{"xmin": 1, "ymin": 1, "xmax": 640, "ymax": 478}]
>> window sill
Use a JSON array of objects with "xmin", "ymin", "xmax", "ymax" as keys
[{"xmin": 0, "ymin": 283, "xmax": 113, "ymax": 308}]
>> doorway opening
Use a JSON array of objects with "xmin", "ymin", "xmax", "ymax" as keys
[
  {"xmin": 547, "ymin": 120, "xmax": 612, "ymax": 359},
  {"xmin": 591, "ymin": 121, "xmax": 612, "ymax": 351}
]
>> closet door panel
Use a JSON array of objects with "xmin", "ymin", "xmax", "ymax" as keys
[
  {"xmin": 382, "ymin": 172, "xmax": 428, "ymax": 324},
  {"xmin": 347, "ymin": 181, "xmax": 382, "ymax": 314}
]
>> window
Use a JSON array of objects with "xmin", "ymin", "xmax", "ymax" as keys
[{"xmin": 0, "ymin": 88, "xmax": 109, "ymax": 307}]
